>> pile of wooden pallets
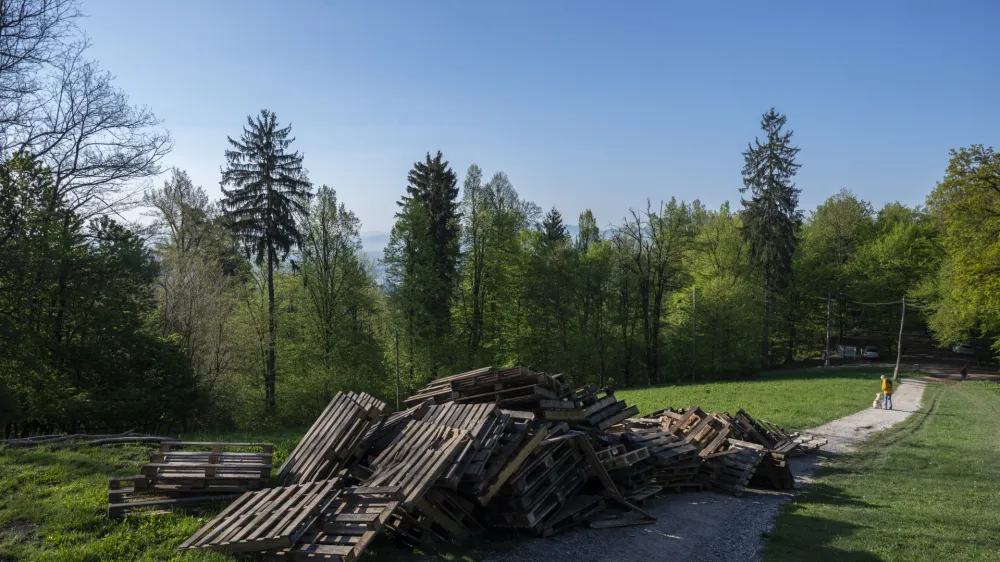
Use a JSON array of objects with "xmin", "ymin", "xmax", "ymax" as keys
[
  {"xmin": 405, "ymin": 366, "xmax": 570, "ymax": 411},
  {"xmin": 175, "ymin": 365, "xmax": 828, "ymax": 558},
  {"xmin": 108, "ymin": 441, "xmax": 272, "ymax": 517}
]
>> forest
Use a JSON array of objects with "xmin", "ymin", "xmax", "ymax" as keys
[{"xmin": 1, "ymin": 0, "xmax": 998, "ymax": 436}]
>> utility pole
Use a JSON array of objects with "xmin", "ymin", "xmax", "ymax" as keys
[
  {"xmin": 825, "ymin": 293, "xmax": 831, "ymax": 367},
  {"xmin": 691, "ymin": 287, "xmax": 697, "ymax": 381},
  {"xmin": 893, "ymin": 296, "xmax": 905, "ymax": 381},
  {"xmin": 394, "ymin": 329, "xmax": 400, "ymax": 410}
]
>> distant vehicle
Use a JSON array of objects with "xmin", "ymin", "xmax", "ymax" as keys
[
  {"xmin": 951, "ymin": 343, "xmax": 976, "ymax": 356},
  {"xmin": 863, "ymin": 346, "xmax": 880, "ymax": 360}
]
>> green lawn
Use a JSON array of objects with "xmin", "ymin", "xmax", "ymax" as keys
[
  {"xmin": 0, "ymin": 430, "xmax": 310, "ymax": 562},
  {"xmin": 764, "ymin": 380, "xmax": 1000, "ymax": 562},
  {"xmin": 0, "ymin": 367, "xmax": 899, "ymax": 561},
  {"xmin": 618, "ymin": 367, "xmax": 902, "ymax": 431}
]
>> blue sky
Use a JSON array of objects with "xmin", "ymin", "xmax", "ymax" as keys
[{"xmin": 83, "ymin": 0, "xmax": 999, "ymax": 233}]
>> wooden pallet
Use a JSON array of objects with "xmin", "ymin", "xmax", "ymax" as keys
[
  {"xmin": 278, "ymin": 392, "xmax": 388, "ymax": 485},
  {"xmin": 271, "ymin": 486, "xmax": 402, "ymax": 561},
  {"xmin": 788, "ymin": 434, "xmax": 828, "ymax": 456},
  {"xmin": 179, "ymin": 478, "xmax": 344, "ymax": 553},
  {"xmin": 142, "ymin": 441, "xmax": 272, "ymax": 489},
  {"xmin": 422, "ymin": 403, "xmax": 511, "ymax": 487},
  {"xmin": 539, "ymin": 494, "xmax": 606, "ymax": 536},
  {"xmin": 699, "ymin": 439, "xmax": 766, "ymax": 496},
  {"xmin": 358, "ymin": 402, "xmax": 429, "ymax": 454},
  {"xmin": 107, "ymin": 476, "xmax": 240, "ymax": 517},
  {"xmin": 597, "ymin": 445, "xmax": 650, "ymax": 470},
  {"xmin": 365, "ymin": 420, "xmax": 468, "ymax": 510},
  {"xmin": 751, "ymin": 450, "xmax": 795, "ymax": 490}
]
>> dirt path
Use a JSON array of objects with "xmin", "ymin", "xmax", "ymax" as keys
[
  {"xmin": 477, "ymin": 376, "xmax": 934, "ymax": 562},
  {"xmin": 807, "ymin": 376, "xmax": 933, "ymax": 454}
]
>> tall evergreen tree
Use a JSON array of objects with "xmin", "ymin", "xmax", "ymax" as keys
[
  {"xmin": 386, "ymin": 151, "xmax": 460, "ymax": 380},
  {"xmin": 541, "ymin": 207, "xmax": 569, "ymax": 243},
  {"xmin": 220, "ymin": 109, "xmax": 312, "ymax": 410},
  {"xmin": 739, "ymin": 107, "xmax": 803, "ymax": 365}
]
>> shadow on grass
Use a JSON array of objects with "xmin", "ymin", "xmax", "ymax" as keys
[
  {"xmin": 765, "ymin": 513, "xmax": 882, "ymax": 562},
  {"xmin": 788, "ymin": 482, "xmax": 878, "ymax": 509}
]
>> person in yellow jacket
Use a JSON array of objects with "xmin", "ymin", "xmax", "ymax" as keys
[{"xmin": 880, "ymin": 375, "xmax": 893, "ymax": 410}]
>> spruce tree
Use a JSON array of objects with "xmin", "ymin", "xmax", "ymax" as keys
[
  {"xmin": 541, "ymin": 206, "xmax": 568, "ymax": 243},
  {"xmin": 220, "ymin": 109, "xmax": 312, "ymax": 410},
  {"xmin": 739, "ymin": 107, "xmax": 803, "ymax": 365},
  {"xmin": 390, "ymin": 151, "xmax": 460, "ymax": 379}
]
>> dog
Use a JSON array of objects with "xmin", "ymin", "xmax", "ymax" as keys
[{"xmin": 872, "ymin": 393, "xmax": 883, "ymax": 409}]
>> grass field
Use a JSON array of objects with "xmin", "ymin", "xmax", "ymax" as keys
[
  {"xmin": 0, "ymin": 366, "xmax": 898, "ymax": 561},
  {"xmin": 763, "ymin": 380, "xmax": 1000, "ymax": 562},
  {"xmin": 618, "ymin": 366, "xmax": 902, "ymax": 431}
]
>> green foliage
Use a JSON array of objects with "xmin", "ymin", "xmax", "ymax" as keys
[
  {"xmin": 0, "ymin": 153, "xmax": 196, "ymax": 434},
  {"xmin": 922, "ymin": 145, "xmax": 1000, "ymax": 352}
]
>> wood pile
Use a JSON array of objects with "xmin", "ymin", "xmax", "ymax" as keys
[
  {"xmin": 108, "ymin": 441, "xmax": 272, "ymax": 517},
  {"xmin": 539, "ymin": 385, "xmax": 640, "ymax": 430},
  {"xmin": 176, "ymin": 365, "xmax": 828, "ymax": 559},
  {"xmin": 405, "ymin": 366, "xmax": 570, "ymax": 410},
  {"xmin": 278, "ymin": 391, "xmax": 388, "ymax": 485}
]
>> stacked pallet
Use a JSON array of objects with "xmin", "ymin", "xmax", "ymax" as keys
[
  {"xmin": 278, "ymin": 391, "xmax": 388, "ymax": 485},
  {"xmin": 108, "ymin": 441, "xmax": 272, "ymax": 517},
  {"xmin": 405, "ymin": 366, "xmax": 570, "ymax": 410},
  {"xmin": 698, "ymin": 440, "xmax": 768, "ymax": 497},
  {"xmin": 179, "ymin": 480, "xmax": 403, "ymax": 562},
  {"xmin": 486, "ymin": 433, "xmax": 591, "ymax": 534},
  {"xmin": 618, "ymin": 428, "xmax": 702, "ymax": 493},
  {"xmin": 175, "ymin": 364, "xmax": 829, "ymax": 558},
  {"xmin": 540, "ymin": 386, "xmax": 640, "ymax": 430}
]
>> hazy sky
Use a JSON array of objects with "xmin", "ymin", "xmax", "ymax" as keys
[{"xmin": 82, "ymin": 0, "xmax": 999, "ymax": 233}]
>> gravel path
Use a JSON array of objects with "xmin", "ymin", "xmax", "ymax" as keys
[{"xmin": 473, "ymin": 376, "xmax": 933, "ymax": 562}]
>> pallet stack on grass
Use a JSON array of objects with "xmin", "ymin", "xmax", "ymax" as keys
[
  {"xmin": 108, "ymin": 441, "xmax": 272, "ymax": 517},
  {"xmin": 174, "ymin": 365, "xmax": 827, "ymax": 559}
]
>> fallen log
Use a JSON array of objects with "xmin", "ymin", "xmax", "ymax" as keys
[
  {"xmin": 1, "ymin": 431, "xmax": 141, "ymax": 447},
  {"xmin": 56, "ymin": 436, "xmax": 178, "ymax": 449}
]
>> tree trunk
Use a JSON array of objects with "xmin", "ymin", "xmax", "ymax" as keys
[
  {"xmin": 761, "ymin": 271, "xmax": 770, "ymax": 366},
  {"xmin": 266, "ymin": 245, "xmax": 277, "ymax": 411},
  {"xmin": 786, "ymin": 314, "xmax": 796, "ymax": 364}
]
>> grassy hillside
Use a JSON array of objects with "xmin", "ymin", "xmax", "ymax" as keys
[
  {"xmin": 617, "ymin": 366, "xmax": 902, "ymax": 431},
  {"xmin": 764, "ymin": 380, "xmax": 1000, "ymax": 561}
]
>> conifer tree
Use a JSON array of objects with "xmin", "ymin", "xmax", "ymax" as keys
[
  {"xmin": 739, "ymin": 107, "xmax": 803, "ymax": 365},
  {"xmin": 220, "ymin": 109, "xmax": 312, "ymax": 410},
  {"xmin": 385, "ymin": 151, "xmax": 460, "ymax": 380},
  {"xmin": 541, "ymin": 206, "xmax": 569, "ymax": 243}
]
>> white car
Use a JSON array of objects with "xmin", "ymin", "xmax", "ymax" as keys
[
  {"xmin": 863, "ymin": 346, "xmax": 880, "ymax": 359},
  {"xmin": 951, "ymin": 343, "xmax": 975, "ymax": 356}
]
